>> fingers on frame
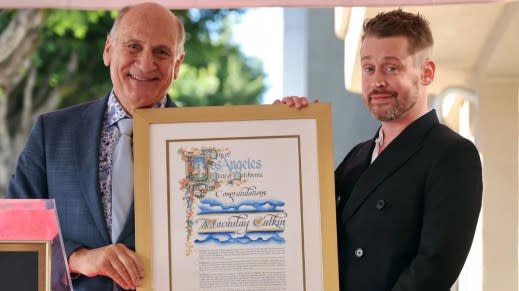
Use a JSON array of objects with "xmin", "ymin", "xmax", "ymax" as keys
[
  {"xmin": 105, "ymin": 244, "xmax": 137, "ymax": 289},
  {"xmin": 116, "ymin": 244, "xmax": 144, "ymax": 284},
  {"xmin": 110, "ymin": 257, "xmax": 134, "ymax": 289}
]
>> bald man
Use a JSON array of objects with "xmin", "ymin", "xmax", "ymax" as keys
[{"xmin": 8, "ymin": 3, "xmax": 185, "ymax": 290}]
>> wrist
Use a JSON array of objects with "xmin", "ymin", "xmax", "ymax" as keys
[{"xmin": 68, "ymin": 247, "xmax": 87, "ymax": 275}]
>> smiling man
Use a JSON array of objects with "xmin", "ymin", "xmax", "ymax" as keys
[
  {"xmin": 278, "ymin": 9, "xmax": 482, "ymax": 291},
  {"xmin": 103, "ymin": 3, "xmax": 184, "ymax": 114},
  {"xmin": 8, "ymin": 3, "xmax": 185, "ymax": 290},
  {"xmin": 335, "ymin": 10, "xmax": 482, "ymax": 291}
]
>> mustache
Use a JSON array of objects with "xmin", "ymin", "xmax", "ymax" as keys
[{"xmin": 368, "ymin": 89, "xmax": 396, "ymax": 99}]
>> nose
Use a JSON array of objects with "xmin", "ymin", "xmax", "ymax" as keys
[
  {"xmin": 136, "ymin": 51, "xmax": 156, "ymax": 73},
  {"xmin": 372, "ymin": 70, "xmax": 387, "ymax": 88},
  {"xmin": 374, "ymin": 79, "xmax": 387, "ymax": 88}
]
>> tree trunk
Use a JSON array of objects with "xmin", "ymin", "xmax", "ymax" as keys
[{"xmin": 0, "ymin": 9, "xmax": 44, "ymax": 196}]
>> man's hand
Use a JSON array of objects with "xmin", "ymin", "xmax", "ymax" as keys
[
  {"xmin": 273, "ymin": 96, "xmax": 317, "ymax": 108},
  {"xmin": 68, "ymin": 244, "xmax": 144, "ymax": 290}
]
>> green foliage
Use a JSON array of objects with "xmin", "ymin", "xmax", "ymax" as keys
[
  {"xmin": 171, "ymin": 9, "xmax": 265, "ymax": 106},
  {"xmin": 29, "ymin": 9, "xmax": 115, "ymax": 109},
  {"xmin": 43, "ymin": 10, "xmax": 106, "ymax": 38},
  {"xmin": 0, "ymin": 10, "xmax": 16, "ymax": 32},
  {"xmin": 4, "ymin": 8, "xmax": 265, "ymax": 115}
]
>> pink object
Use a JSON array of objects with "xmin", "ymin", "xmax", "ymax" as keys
[
  {"xmin": 0, "ymin": 199, "xmax": 59, "ymax": 240},
  {"xmin": 0, "ymin": 0, "xmax": 496, "ymax": 9}
]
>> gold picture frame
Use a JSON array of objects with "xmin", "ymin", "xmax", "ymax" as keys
[
  {"xmin": 0, "ymin": 240, "xmax": 51, "ymax": 291},
  {"xmin": 134, "ymin": 104, "xmax": 338, "ymax": 291}
]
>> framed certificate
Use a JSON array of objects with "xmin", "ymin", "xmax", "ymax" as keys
[{"xmin": 134, "ymin": 104, "xmax": 338, "ymax": 291}]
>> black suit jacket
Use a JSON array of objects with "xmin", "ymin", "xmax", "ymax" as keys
[
  {"xmin": 8, "ymin": 93, "xmax": 177, "ymax": 291},
  {"xmin": 335, "ymin": 110, "xmax": 482, "ymax": 291}
]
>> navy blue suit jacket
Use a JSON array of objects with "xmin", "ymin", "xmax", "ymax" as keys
[{"xmin": 8, "ymin": 94, "xmax": 177, "ymax": 290}]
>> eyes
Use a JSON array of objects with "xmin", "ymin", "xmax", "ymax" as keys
[
  {"xmin": 125, "ymin": 42, "xmax": 173, "ymax": 59},
  {"xmin": 155, "ymin": 49, "xmax": 172, "ymax": 58},
  {"xmin": 127, "ymin": 43, "xmax": 139, "ymax": 51},
  {"xmin": 362, "ymin": 64, "xmax": 400, "ymax": 75}
]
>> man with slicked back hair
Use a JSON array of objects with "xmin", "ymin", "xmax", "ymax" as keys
[{"xmin": 277, "ymin": 9, "xmax": 482, "ymax": 291}]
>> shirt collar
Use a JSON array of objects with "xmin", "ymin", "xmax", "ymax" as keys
[
  {"xmin": 104, "ymin": 90, "xmax": 168, "ymax": 127},
  {"xmin": 374, "ymin": 127, "xmax": 384, "ymax": 146},
  {"xmin": 371, "ymin": 128, "xmax": 384, "ymax": 163}
]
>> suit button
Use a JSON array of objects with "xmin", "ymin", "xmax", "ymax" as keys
[
  {"xmin": 355, "ymin": 248, "xmax": 364, "ymax": 258},
  {"xmin": 376, "ymin": 199, "xmax": 385, "ymax": 210}
]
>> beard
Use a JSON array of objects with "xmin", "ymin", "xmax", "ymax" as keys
[{"xmin": 367, "ymin": 78, "xmax": 419, "ymax": 122}]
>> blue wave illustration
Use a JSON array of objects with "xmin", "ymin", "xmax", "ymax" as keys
[
  {"xmin": 199, "ymin": 198, "xmax": 285, "ymax": 213},
  {"xmin": 194, "ymin": 232, "xmax": 285, "ymax": 245}
]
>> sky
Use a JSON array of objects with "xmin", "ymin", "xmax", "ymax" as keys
[{"xmin": 230, "ymin": 8, "xmax": 284, "ymax": 104}]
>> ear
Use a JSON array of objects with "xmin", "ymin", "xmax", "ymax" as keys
[
  {"xmin": 421, "ymin": 59, "xmax": 436, "ymax": 86},
  {"xmin": 173, "ymin": 52, "xmax": 185, "ymax": 80},
  {"xmin": 102, "ymin": 36, "xmax": 112, "ymax": 67}
]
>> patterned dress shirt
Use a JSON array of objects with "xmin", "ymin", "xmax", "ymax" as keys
[{"xmin": 98, "ymin": 91, "xmax": 167, "ymax": 237}]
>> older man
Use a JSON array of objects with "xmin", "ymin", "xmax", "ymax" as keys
[{"xmin": 9, "ymin": 3, "xmax": 184, "ymax": 290}]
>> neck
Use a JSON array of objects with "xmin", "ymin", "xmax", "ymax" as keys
[{"xmin": 380, "ymin": 108, "xmax": 428, "ymax": 148}]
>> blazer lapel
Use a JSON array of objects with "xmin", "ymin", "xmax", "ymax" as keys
[
  {"xmin": 75, "ymin": 95, "xmax": 111, "ymax": 244},
  {"xmin": 341, "ymin": 110, "xmax": 440, "ymax": 223},
  {"xmin": 165, "ymin": 95, "xmax": 178, "ymax": 108}
]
